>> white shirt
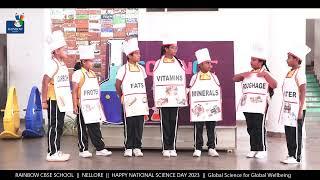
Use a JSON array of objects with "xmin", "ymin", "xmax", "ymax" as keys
[
  {"xmin": 44, "ymin": 58, "xmax": 65, "ymax": 78},
  {"xmin": 116, "ymin": 64, "xmax": 147, "ymax": 81},
  {"xmin": 295, "ymin": 68, "xmax": 307, "ymax": 87},
  {"xmin": 295, "ymin": 68, "xmax": 307, "ymax": 110},
  {"xmin": 72, "ymin": 69, "xmax": 83, "ymax": 83}
]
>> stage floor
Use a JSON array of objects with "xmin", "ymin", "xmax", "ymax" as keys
[{"xmin": 0, "ymin": 119, "xmax": 319, "ymax": 170}]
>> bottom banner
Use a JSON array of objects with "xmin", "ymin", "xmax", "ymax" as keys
[{"xmin": 0, "ymin": 170, "xmax": 319, "ymax": 179}]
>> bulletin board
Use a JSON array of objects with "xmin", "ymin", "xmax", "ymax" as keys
[{"xmin": 50, "ymin": 8, "xmax": 139, "ymax": 82}]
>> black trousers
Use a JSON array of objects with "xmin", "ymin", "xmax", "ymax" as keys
[
  {"xmin": 123, "ymin": 115, "xmax": 144, "ymax": 149},
  {"xmin": 285, "ymin": 110, "xmax": 306, "ymax": 162},
  {"xmin": 160, "ymin": 107, "xmax": 179, "ymax": 150},
  {"xmin": 194, "ymin": 121, "xmax": 217, "ymax": 150},
  {"xmin": 77, "ymin": 107, "xmax": 105, "ymax": 152},
  {"xmin": 243, "ymin": 112, "xmax": 267, "ymax": 151},
  {"xmin": 47, "ymin": 100, "xmax": 65, "ymax": 155}
]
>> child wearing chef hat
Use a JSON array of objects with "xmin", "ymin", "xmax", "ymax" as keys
[
  {"xmin": 233, "ymin": 42, "xmax": 277, "ymax": 159},
  {"xmin": 153, "ymin": 36, "xmax": 187, "ymax": 157},
  {"xmin": 280, "ymin": 44, "xmax": 311, "ymax": 164},
  {"xmin": 115, "ymin": 37, "xmax": 149, "ymax": 157},
  {"xmin": 42, "ymin": 30, "xmax": 73, "ymax": 162},
  {"xmin": 189, "ymin": 48, "xmax": 221, "ymax": 157},
  {"xmin": 71, "ymin": 45, "xmax": 112, "ymax": 158}
]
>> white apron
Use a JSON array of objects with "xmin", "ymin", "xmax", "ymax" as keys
[
  {"xmin": 237, "ymin": 69, "xmax": 269, "ymax": 114},
  {"xmin": 79, "ymin": 69, "xmax": 103, "ymax": 124},
  {"xmin": 122, "ymin": 64, "xmax": 149, "ymax": 117},
  {"xmin": 153, "ymin": 56, "xmax": 187, "ymax": 107},
  {"xmin": 279, "ymin": 69, "xmax": 300, "ymax": 127},
  {"xmin": 52, "ymin": 58, "xmax": 73, "ymax": 112},
  {"xmin": 189, "ymin": 72, "xmax": 222, "ymax": 122}
]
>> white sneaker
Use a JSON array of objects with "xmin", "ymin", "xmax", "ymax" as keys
[
  {"xmin": 246, "ymin": 151, "xmax": 257, "ymax": 158},
  {"xmin": 255, "ymin": 151, "xmax": 267, "ymax": 159},
  {"xmin": 281, "ymin": 157, "xmax": 299, "ymax": 164},
  {"xmin": 46, "ymin": 151, "xmax": 70, "ymax": 162},
  {"xmin": 124, "ymin": 149, "xmax": 133, "ymax": 157},
  {"xmin": 79, "ymin": 151, "xmax": 92, "ymax": 158},
  {"xmin": 133, "ymin": 149, "xmax": 143, "ymax": 157},
  {"xmin": 96, "ymin": 149, "xmax": 112, "ymax": 156},
  {"xmin": 162, "ymin": 150, "xmax": 170, "ymax": 157},
  {"xmin": 193, "ymin": 150, "xmax": 201, "ymax": 157},
  {"xmin": 170, "ymin": 150, "xmax": 177, "ymax": 157},
  {"xmin": 208, "ymin": 148, "xmax": 219, "ymax": 157}
]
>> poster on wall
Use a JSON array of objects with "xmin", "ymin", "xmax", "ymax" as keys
[
  {"xmin": 89, "ymin": 22, "xmax": 101, "ymax": 32},
  {"xmin": 89, "ymin": 14, "xmax": 101, "ymax": 21},
  {"xmin": 112, "ymin": 13, "xmax": 126, "ymax": 28},
  {"xmin": 63, "ymin": 9, "xmax": 76, "ymax": 20},
  {"xmin": 50, "ymin": 7, "xmax": 139, "ymax": 97},
  {"xmin": 101, "ymin": 28, "xmax": 113, "ymax": 38},
  {"xmin": 100, "ymin": 41, "xmax": 235, "ymax": 126}
]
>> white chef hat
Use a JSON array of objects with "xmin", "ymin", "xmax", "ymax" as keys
[
  {"xmin": 195, "ymin": 48, "xmax": 212, "ymax": 64},
  {"xmin": 287, "ymin": 44, "xmax": 311, "ymax": 62},
  {"xmin": 161, "ymin": 33, "xmax": 176, "ymax": 46},
  {"xmin": 78, "ymin": 45, "xmax": 95, "ymax": 60},
  {"xmin": 122, "ymin": 38, "xmax": 139, "ymax": 56},
  {"xmin": 251, "ymin": 42, "xmax": 268, "ymax": 61},
  {"xmin": 47, "ymin": 30, "xmax": 67, "ymax": 52},
  {"xmin": 162, "ymin": 39, "xmax": 177, "ymax": 46}
]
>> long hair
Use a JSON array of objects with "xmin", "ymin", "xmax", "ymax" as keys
[
  {"xmin": 74, "ymin": 61, "xmax": 82, "ymax": 71},
  {"xmin": 260, "ymin": 60, "xmax": 274, "ymax": 97},
  {"xmin": 160, "ymin": 45, "xmax": 170, "ymax": 58}
]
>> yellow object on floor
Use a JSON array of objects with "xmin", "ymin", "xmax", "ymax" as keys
[{"xmin": 0, "ymin": 87, "xmax": 22, "ymax": 139}]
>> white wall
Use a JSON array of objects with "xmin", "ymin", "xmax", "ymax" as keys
[
  {"xmin": 0, "ymin": 9, "xmax": 51, "ymax": 118},
  {"xmin": 306, "ymin": 19, "xmax": 315, "ymax": 66},
  {"xmin": 315, "ymin": 20, "xmax": 320, "ymax": 82}
]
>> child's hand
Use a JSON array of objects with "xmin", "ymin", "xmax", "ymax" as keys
[
  {"xmin": 73, "ymin": 105, "xmax": 78, "ymax": 114},
  {"xmin": 241, "ymin": 72, "xmax": 251, "ymax": 78},
  {"xmin": 257, "ymin": 71, "xmax": 268, "ymax": 78},
  {"xmin": 42, "ymin": 102, "xmax": 48, "ymax": 109},
  {"xmin": 121, "ymin": 95, "xmax": 124, "ymax": 104}
]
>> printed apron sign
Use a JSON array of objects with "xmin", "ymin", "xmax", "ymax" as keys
[
  {"xmin": 237, "ymin": 71, "xmax": 269, "ymax": 114},
  {"xmin": 279, "ymin": 70, "xmax": 300, "ymax": 127},
  {"xmin": 53, "ymin": 59, "xmax": 73, "ymax": 112},
  {"xmin": 80, "ymin": 70, "xmax": 103, "ymax": 124},
  {"xmin": 153, "ymin": 56, "xmax": 187, "ymax": 107},
  {"xmin": 189, "ymin": 72, "xmax": 222, "ymax": 122},
  {"xmin": 122, "ymin": 64, "xmax": 149, "ymax": 117}
]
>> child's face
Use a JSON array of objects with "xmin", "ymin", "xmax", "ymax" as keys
[
  {"xmin": 165, "ymin": 45, "xmax": 178, "ymax": 56},
  {"xmin": 250, "ymin": 57, "xmax": 263, "ymax": 69},
  {"xmin": 128, "ymin": 50, "xmax": 141, "ymax": 63},
  {"xmin": 286, "ymin": 53, "xmax": 300, "ymax": 67},
  {"xmin": 55, "ymin": 45, "xmax": 68, "ymax": 59},
  {"xmin": 82, "ymin": 59, "xmax": 94, "ymax": 70},
  {"xmin": 199, "ymin": 61, "xmax": 212, "ymax": 73}
]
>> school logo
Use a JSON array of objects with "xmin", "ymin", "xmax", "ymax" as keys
[{"xmin": 6, "ymin": 13, "xmax": 25, "ymax": 34}]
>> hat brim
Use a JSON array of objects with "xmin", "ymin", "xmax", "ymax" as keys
[
  {"xmin": 80, "ymin": 58, "xmax": 94, "ymax": 61},
  {"xmin": 287, "ymin": 52, "xmax": 302, "ymax": 61},
  {"xmin": 198, "ymin": 60, "xmax": 214, "ymax": 64},
  {"xmin": 251, "ymin": 56, "xmax": 267, "ymax": 61},
  {"xmin": 162, "ymin": 43, "xmax": 177, "ymax": 46},
  {"xmin": 126, "ymin": 50, "xmax": 140, "ymax": 56}
]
